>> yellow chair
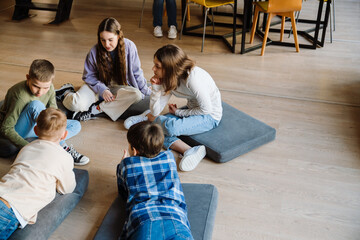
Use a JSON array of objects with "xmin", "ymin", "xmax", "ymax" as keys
[
  {"xmin": 249, "ymin": 0, "xmax": 302, "ymax": 56},
  {"xmin": 180, "ymin": 0, "xmax": 234, "ymax": 52}
]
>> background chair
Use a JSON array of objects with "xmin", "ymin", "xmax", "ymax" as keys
[
  {"xmin": 250, "ymin": 0, "xmax": 303, "ymax": 56},
  {"xmin": 180, "ymin": 0, "xmax": 234, "ymax": 52}
]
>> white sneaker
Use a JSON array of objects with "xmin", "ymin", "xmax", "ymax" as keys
[
  {"xmin": 154, "ymin": 26, "xmax": 163, "ymax": 38},
  {"xmin": 168, "ymin": 25, "xmax": 177, "ymax": 39},
  {"xmin": 179, "ymin": 145, "xmax": 206, "ymax": 171},
  {"xmin": 124, "ymin": 110, "xmax": 151, "ymax": 129}
]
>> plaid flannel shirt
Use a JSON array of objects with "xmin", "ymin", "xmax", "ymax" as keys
[{"xmin": 117, "ymin": 150, "xmax": 190, "ymax": 239}]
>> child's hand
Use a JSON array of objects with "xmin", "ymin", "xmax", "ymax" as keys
[
  {"xmin": 168, "ymin": 104, "xmax": 177, "ymax": 114},
  {"xmin": 102, "ymin": 90, "xmax": 115, "ymax": 102},
  {"xmin": 121, "ymin": 149, "xmax": 129, "ymax": 161},
  {"xmin": 150, "ymin": 76, "xmax": 161, "ymax": 85}
]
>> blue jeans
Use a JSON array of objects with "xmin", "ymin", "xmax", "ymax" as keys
[
  {"xmin": 14, "ymin": 100, "xmax": 81, "ymax": 145},
  {"xmin": 154, "ymin": 113, "xmax": 219, "ymax": 149},
  {"xmin": 129, "ymin": 219, "xmax": 193, "ymax": 240},
  {"xmin": 0, "ymin": 201, "xmax": 19, "ymax": 240},
  {"xmin": 153, "ymin": 0, "xmax": 177, "ymax": 27}
]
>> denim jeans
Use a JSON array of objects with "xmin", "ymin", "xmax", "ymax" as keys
[
  {"xmin": 129, "ymin": 219, "xmax": 193, "ymax": 240},
  {"xmin": 0, "ymin": 201, "xmax": 19, "ymax": 240},
  {"xmin": 153, "ymin": 0, "xmax": 177, "ymax": 27},
  {"xmin": 14, "ymin": 100, "xmax": 81, "ymax": 145},
  {"xmin": 154, "ymin": 113, "xmax": 219, "ymax": 149}
]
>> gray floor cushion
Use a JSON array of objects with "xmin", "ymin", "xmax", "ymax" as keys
[
  {"xmin": 9, "ymin": 168, "xmax": 89, "ymax": 240},
  {"xmin": 180, "ymin": 102, "xmax": 276, "ymax": 163},
  {"xmin": 109, "ymin": 100, "xmax": 276, "ymax": 164},
  {"xmin": 94, "ymin": 183, "xmax": 218, "ymax": 240}
]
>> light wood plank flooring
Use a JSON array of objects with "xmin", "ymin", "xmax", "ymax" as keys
[{"xmin": 0, "ymin": 0, "xmax": 360, "ymax": 239}]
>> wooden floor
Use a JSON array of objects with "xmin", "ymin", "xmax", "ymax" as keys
[{"xmin": 1, "ymin": 0, "xmax": 360, "ymax": 239}]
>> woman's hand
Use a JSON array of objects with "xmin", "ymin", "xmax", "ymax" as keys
[
  {"xmin": 168, "ymin": 104, "xmax": 177, "ymax": 114},
  {"xmin": 102, "ymin": 89, "xmax": 115, "ymax": 102},
  {"xmin": 150, "ymin": 76, "xmax": 161, "ymax": 85}
]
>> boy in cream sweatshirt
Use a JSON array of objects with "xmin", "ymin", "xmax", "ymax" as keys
[{"xmin": 0, "ymin": 108, "xmax": 76, "ymax": 239}]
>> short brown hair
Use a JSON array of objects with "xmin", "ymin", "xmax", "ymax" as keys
[
  {"xmin": 29, "ymin": 59, "xmax": 55, "ymax": 82},
  {"xmin": 36, "ymin": 108, "xmax": 67, "ymax": 139},
  {"xmin": 154, "ymin": 44, "xmax": 195, "ymax": 94},
  {"xmin": 127, "ymin": 121, "xmax": 164, "ymax": 158}
]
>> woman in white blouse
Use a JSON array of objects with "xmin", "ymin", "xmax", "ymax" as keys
[{"xmin": 124, "ymin": 44, "xmax": 222, "ymax": 171}]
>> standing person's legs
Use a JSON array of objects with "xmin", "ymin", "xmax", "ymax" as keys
[
  {"xmin": 165, "ymin": 0, "xmax": 177, "ymax": 27},
  {"xmin": 14, "ymin": 100, "xmax": 46, "ymax": 139},
  {"xmin": 100, "ymin": 86, "xmax": 142, "ymax": 121},
  {"xmin": 0, "ymin": 200, "xmax": 20, "ymax": 240},
  {"xmin": 62, "ymin": 84, "xmax": 98, "ymax": 112},
  {"xmin": 153, "ymin": 0, "xmax": 165, "ymax": 27}
]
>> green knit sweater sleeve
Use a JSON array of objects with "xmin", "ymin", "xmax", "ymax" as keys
[
  {"xmin": 0, "ymin": 82, "xmax": 57, "ymax": 148},
  {"xmin": 0, "ymin": 93, "xmax": 30, "ymax": 148}
]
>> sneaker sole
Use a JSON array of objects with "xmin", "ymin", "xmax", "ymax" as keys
[
  {"xmin": 74, "ymin": 157, "xmax": 90, "ymax": 166},
  {"xmin": 124, "ymin": 110, "xmax": 151, "ymax": 129},
  {"xmin": 179, "ymin": 145, "xmax": 206, "ymax": 171}
]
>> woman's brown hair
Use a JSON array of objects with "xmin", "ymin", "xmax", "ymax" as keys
[
  {"xmin": 96, "ymin": 17, "xmax": 127, "ymax": 86},
  {"xmin": 154, "ymin": 44, "xmax": 195, "ymax": 94}
]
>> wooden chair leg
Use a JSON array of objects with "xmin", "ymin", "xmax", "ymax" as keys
[
  {"xmin": 163, "ymin": 2, "xmax": 167, "ymax": 17},
  {"xmin": 250, "ymin": 6, "xmax": 260, "ymax": 44},
  {"xmin": 261, "ymin": 13, "xmax": 274, "ymax": 56},
  {"xmin": 261, "ymin": 13, "xmax": 275, "ymax": 56},
  {"xmin": 280, "ymin": 15, "xmax": 285, "ymax": 42},
  {"xmin": 290, "ymin": 12, "xmax": 300, "ymax": 52},
  {"xmin": 186, "ymin": 0, "xmax": 191, "ymax": 21}
]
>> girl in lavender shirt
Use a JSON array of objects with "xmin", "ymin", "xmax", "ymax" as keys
[{"xmin": 58, "ymin": 17, "xmax": 151, "ymax": 121}]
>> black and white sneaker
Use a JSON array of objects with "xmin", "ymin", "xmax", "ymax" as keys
[
  {"xmin": 56, "ymin": 83, "xmax": 75, "ymax": 102},
  {"xmin": 71, "ymin": 102, "xmax": 100, "ymax": 121},
  {"xmin": 71, "ymin": 109, "xmax": 96, "ymax": 121},
  {"xmin": 64, "ymin": 145, "xmax": 90, "ymax": 166}
]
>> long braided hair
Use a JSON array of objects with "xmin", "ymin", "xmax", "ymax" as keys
[{"xmin": 96, "ymin": 17, "xmax": 127, "ymax": 86}]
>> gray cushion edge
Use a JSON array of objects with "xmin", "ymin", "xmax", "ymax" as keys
[
  {"xmin": 183, "ymin": 183, "xmax": 219, "ymax": 240},
  {"xmin": 219, "ymin": 127, "xmax": 276, "ymax": 162},
  {"xmin": 180, "ymin": 122, "xmax": 276, "ymax": 163},
  {"xmin": 181, "ymin": 127, "xmax": 275, "ymax": 163}
]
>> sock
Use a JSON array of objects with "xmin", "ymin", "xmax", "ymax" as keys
[{"xmin": 91, "ymin": 104, "xmax": 102, "ymax": 115}]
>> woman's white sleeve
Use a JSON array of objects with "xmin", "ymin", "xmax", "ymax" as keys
[{"xmin": 150, "ymin": 84, "xmax": 171, "ymax": 116}]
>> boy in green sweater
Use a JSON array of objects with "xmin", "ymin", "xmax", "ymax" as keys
[{"xmin": 0, "ymin": 59, "xmax": 89, "ymax": 165}]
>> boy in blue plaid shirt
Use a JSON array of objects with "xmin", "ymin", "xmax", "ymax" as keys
[{"xmin": 117, "ymin": 121, "xmax": 193, "ymax": 240}]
